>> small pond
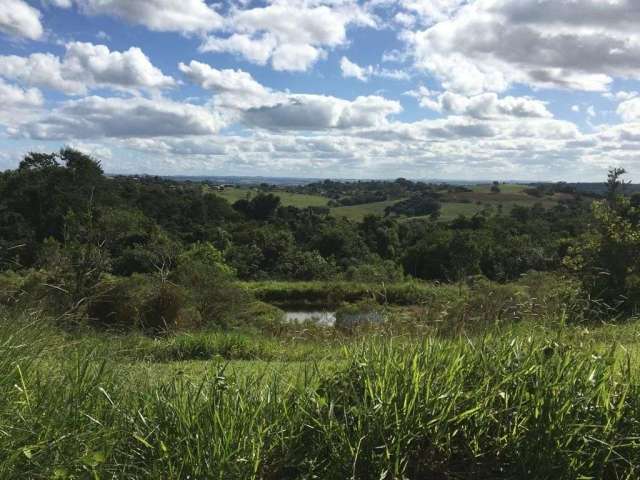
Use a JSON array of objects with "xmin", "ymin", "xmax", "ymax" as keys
[
  {"xmin": 282, "ymin": 309, "xmax": 386, "ymax": 328},
  {"xmin": 283, "ymin": 310, "xmax": 336, "ymax": 327}
]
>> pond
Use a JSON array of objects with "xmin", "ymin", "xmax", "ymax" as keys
[
  {"xmin": 283, "ymin": 310, "xmax": 337, "ymax": 326},
  {"xmin": 282, "ymin": 309, "xmax": 386, "ymax": 328}
]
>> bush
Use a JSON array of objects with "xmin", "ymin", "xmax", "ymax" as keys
[
  {"xmin": 86, "ymin": 275, "xmax": 140, "ymax": 330},
  {"xmin": 139, "ymin": 282, "xmax": 186, "ymax": 333},
  {"xmin": 173, "ymin": 242, "xmax": 252, "ymax": 328},
  {"xmin": 344, "ymin": 259, "xmax": 405, "ymax": 283},
  {"xmin": 87, "ymin": 275, "xmax": 196, "ymax": 333}
]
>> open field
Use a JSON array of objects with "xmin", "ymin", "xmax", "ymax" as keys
[
  {"xmin": 211, "ymin": 184, "xmax": 576, "ymax": 222},
  {"xmin": 330, "ymin": 198, "xmax": 405, "ymax": 221},
  {"xmin": 213, "ymin": 186, "xmax": 329, "ymax": 208},
  {"xmin": 469, "ymin": 183, "xmax": 530, "ymax": 193}
]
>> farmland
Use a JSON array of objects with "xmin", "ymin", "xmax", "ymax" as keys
[{"xmin": 213, "ymin": 183, "xmax": 578, "ymax": 222}]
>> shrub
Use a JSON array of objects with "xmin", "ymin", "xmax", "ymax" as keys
[
  {"xmin": 86, "ymin": 275, "xmax": 139, "ymax": 330},
  {"xmin": 173, "ymin": 242, "xmax": 251, "ymax": 328},
  {"xmin": 139, "ymin": 282, "xmax": 186, "ymax": 333}
]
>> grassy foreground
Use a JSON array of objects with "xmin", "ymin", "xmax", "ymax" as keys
[{"xmin": 2, "ymin": 308, "xmax": 640, "ymax": 479}]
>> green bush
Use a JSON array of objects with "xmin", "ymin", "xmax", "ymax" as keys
[
  {"xmin": 139, "ymin": 282, "xmax": 186, "ymax": 333},
  {"xmin": 173, "ymin": 242, "xmax": 252, "ymax": 328},
  {"xmin": 86, "ymin": 275, "xmax": 140, "ymax": 330}
]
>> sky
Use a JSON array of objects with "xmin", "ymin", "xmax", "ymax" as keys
[{"xmin": 1, "ymin": 0, "xmax": 640, "ymax": 181}]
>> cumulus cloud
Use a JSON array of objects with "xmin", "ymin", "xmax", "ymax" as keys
[
  {"xmin": 180, "ymin": 60, "xmax": 402, "ymax": 130},
  {"xmin": 0, "ymin": 0, "xmax": 43, "ymax": 40},
  {"xmin": 341, "ymin": 56, "xmax": 372, "ymax": 81},
  {"xmin": 399, "ymin": 0, "xmax": 466, "ymax": 24},
  {"xmin": 200, "ymin": 1, "xmax": 376, "ymax": 71},
  {"xmin": 0, "ymin": 42, "xmax": 175, "ymax": 95},
  {"xmin": 6, "ymin": 0, "xmax": 640, "ymax": 181},
  {"xmin": 0, "ymin": 79, "xmax": 44, "ymax": 128},
  {"xmin": 604, "ymin": 90, "xmax": 639, "ymax": 102},
  {"xmin": 407, "ymin": 88, "xmax": 553, "ymax": 119},
  {"xmin": 402, "ymin": 0, "xmax": 640, "ymax": 94},
  {"xmin": 99, "ymin": 111, "xmax": 593, "ymax": 179},
  {"xmin": 617, "ymin": 98, "xmax": 640, "ymax": 122},
  {"xmin": 16, "ymin": 96, "xmax": 223, "ymax": 140},
  {"xmin": 70, "ymin": 0, "xmax": 222, "ymax": 33},
  {"xmin": 0, "ymin": 79, "xmax": 43, "ymax": 108},
  {"xmin": 178, "ymin": 60, "xmax": 282, "ymax": 110},
  {"xmin": 245, "ymin": 95, "xmax": 402, "ymax": 130},
  {"xmin": 340, "ymin": 56, "xmax": 409, "ymax": 82}
]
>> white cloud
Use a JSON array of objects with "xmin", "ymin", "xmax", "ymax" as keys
[
  {"xmin": 0, "ymin": 79, "xmax": 44, "ymax": 128},
  {"xmin": 340, "ymin": 56, "xmax": 410, "ymax": 82},
  {"xmin": 271, "ymin": 43, "xmax": 323, "ymax": 72},
  {"xmin": 402, "ymin": 0, "xmax": 640, "ymax": 94},
  {"xmin": 0, "ymin": 42, "xmax": 175, "ymax": 95},
  {"xmin": 45, "ymin": 0, "xmax": 73, "ymax": 7},
  {"xmin": 617, "ymin": 98, "xmax": 640, "ymax": 122},
  {"xmin": 16, "ymin": 96, "xmax": 223, "ymax": 140},
  {"xmin": 571, "ymin": 105, "xmax": 580, "ymax": 113},
  {"xmin": 393, "ymin": 12, "xmax": 415, "ymax": 28},
  {"xmin": 180, "ymin": 60, "xmax": 402, "ymax": 130},
  {"xmin": 200, "ymin": 1, "xmax": 376, "ymax": 72},
  {"xmin": 73, "ymin": 0, "xmax": 223, "ymax": 33},
  {"xmin": 407, "ymin": 89, "xmax": 553, "ymax": 119},
  {"xmin": 199, "ymin": 34, "xmax": 276, "ymax": 66},
  {"xmin": 0, "ymin": 79, "xmax": 43, "ymax": 108},
  {"xmin": 603, "ymin": 90, "xmax": 638, "ymax": 102},
  {"xmin": 0, "ymin": 53, "xmax": 85, "ymax": 94},
  {"xmin": 340, "ymin": 56, "xmax": 372, "ymax": 81},
  {"xmin": 178, "ymin": 60, "xmax": 282, "ymax": 110},
  {"xmin": 242, "ymin": 94, "xmax": 398, "ymax": 131},
  {"xmin": 95, "ymin": 111, "xmax": 594, "ymax": 180},
  {"xmin": 0, "ymin": 0, "xmax": 43, "ymax": 40},
  {"xmin": 399, "ymin": 0, "xmax": 466, "ymax": 24}
]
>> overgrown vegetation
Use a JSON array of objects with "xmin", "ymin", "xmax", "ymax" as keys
[{"xmin": 2, "ymin": 309, "xmax": 640, "ymax": 479}]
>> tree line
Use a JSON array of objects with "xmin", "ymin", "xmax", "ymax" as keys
[{"xmin": 1, "ymin": 149, "xmax": 639, "ymax": 323}]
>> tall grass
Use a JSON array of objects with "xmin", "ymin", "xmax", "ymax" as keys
[{"xmin": 1, "ymin": 309, "xmax": 639, "ymax": 479}]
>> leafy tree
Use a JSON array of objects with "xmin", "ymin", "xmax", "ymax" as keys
[
  {"xmin": 565, "ymin": 168, "xmax": 640, "ymax": 311},
  {"xmin": 385, "ymin": 193, "xmax": 441, "ymax": 218},
  {"xmin": 233, "ymin": 193, "xmax": 281, "ymax": 220}
]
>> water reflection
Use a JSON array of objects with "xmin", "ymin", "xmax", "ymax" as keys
[{"xmin": 283, "ymin": 311, "xmax": 336, "ymax": 327}]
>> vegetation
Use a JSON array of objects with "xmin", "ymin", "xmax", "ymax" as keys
[
  {"xmin": 2, "ymin": 308, "xmax": 640, "ymax": 479},
  {"xmin": 2, "ymin": 149, "xmax": 640, "ymax": 478}
]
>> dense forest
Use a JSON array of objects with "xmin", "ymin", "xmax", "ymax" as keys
[{"xmin": 0, "ymin": 150, "xmax": 597, "ymax": 281}]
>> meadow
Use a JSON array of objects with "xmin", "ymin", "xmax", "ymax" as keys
[
  {"xmin": 214, "ymin": 186, "xmax": 330, "ymax": 209},
  {"xmin": 2, "ymin": 299, "xmax": 640, "ymax": 479},
  {"xmin": 213, "ymin": 184, "xmax": 575, "ymax": 222}
]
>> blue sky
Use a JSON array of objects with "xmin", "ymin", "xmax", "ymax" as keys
[{"xmin": 1, "ymin": 0, "xmax": 640, "ymax": 181}]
